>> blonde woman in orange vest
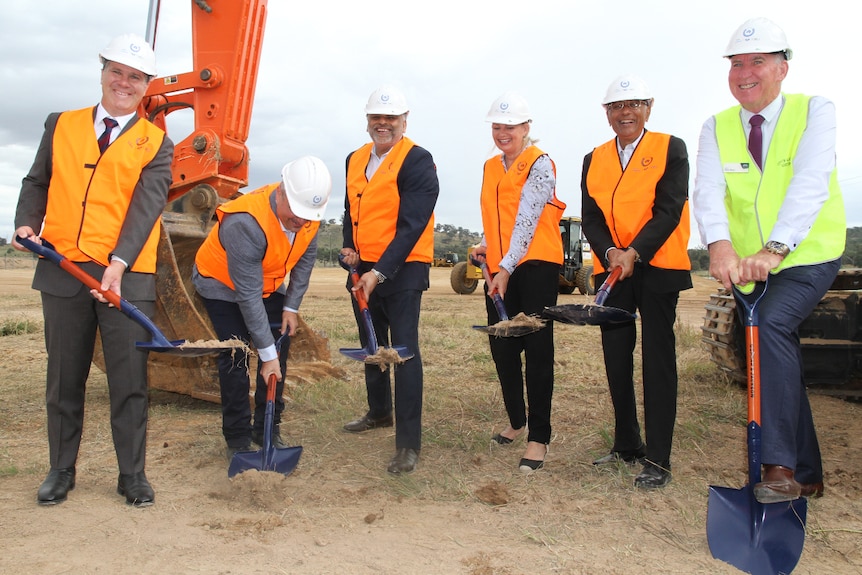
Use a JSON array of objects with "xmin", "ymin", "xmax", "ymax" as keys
[
  {"xmin": 340, "ymin": 86, "xmax": 439, "ymax": 474},
  {"xmin": 472, "ymin": 92, "xmax": 566, "ymax": 473},
  {"xmin": 13, "ymin": 35, "xmax": 173, "ymax": 507},
  {"xmin": 193, "ymin": 157, "xmax": 332, "ymax": 464},
  {"xmin": 582, "ymin": 75, "xmax": 692, "ymax": 489}
]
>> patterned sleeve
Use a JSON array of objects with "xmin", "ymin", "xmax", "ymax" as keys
[{"xmin": 499, "ymin": 154, "xmax": 555, "ymax": 273}]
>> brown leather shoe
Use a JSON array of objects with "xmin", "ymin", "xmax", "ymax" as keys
[{"xmin": 754, "ymin": 465, "xmax": 824, "ymax": 503}]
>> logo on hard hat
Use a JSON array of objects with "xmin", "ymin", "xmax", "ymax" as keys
[
  {"xmin": 620, "ymin": 80, "xmax": 630, "ymax": 89},
  {"xmin": 130, "ymin": 43, "xmax": 141, "ymax": 54},
  {"xmin": 743, "ymin": 27, "xmax": 755, "ymax": 38},
  {"xmin": 500, "ymin": 102, "xmax": 510, "ymax": 111},
  {"xmin": 380, "ymin": 94, "xmax": 391, "ymax": 104},
  {"xmin": 312, "ymin": 195, "xmax": 323, "ymax": 206}
]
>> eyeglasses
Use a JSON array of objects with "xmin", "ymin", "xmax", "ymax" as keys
[{"xmin": 606, "ymin": 100, "xmax": 650, "ymax": 111}]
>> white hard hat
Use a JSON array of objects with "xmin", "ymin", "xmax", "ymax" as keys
[
  {"xmin": 364, "ymin": 85, "xmax": 409, "ymax": 115},
  {"xmin": 602, "ymin": 75, "xmax": 652, "ymax": 105},
  {"xmin": 281, "ymin": 156, "xmax": 332, "ymax": 221},
  {"xmin": 99, "ymin": 33, "xmax": 158, "ymax": 76},
  {"xmin": 723, "ymin": 17, "xmax": 793, "ymax": 60},
  {"xmin": 485, "ymin": 92, "xmax": 531, "ymax": 125}
]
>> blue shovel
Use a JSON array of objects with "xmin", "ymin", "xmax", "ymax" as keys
[{"xmin": 706, "ymin": 281, "xmax": 807, "ymax": 574}]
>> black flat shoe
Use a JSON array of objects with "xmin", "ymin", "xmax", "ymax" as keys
[
  {"xmin": 37, "ymin": 467, "xmax": 76, "ymax": 505},
  {"xmin": 634, "ymin": 462, "xmax": 672, "ymax": 489},
  {"xmin": 491, "ymin": 434, "xmax": 513, "ymax": 445},
  {"xmin": 518, "ymin": 458, "xmax": 544, "ymax": 473},
  {"xmin": 117, "ymin": 472, "xmax": 155, "ymax": 507}
]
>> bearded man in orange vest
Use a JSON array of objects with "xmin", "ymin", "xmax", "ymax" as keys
[
  {"xmin": 13, "ymin": 34, "xmax": 173, "ymax": 507},
  {"xmin": 340, "ymin": 85, "xmax": 439, "ymax": 474},
  {"xmin": 582, "ymin": 75, "xmax": 692, "ymax": 489}
]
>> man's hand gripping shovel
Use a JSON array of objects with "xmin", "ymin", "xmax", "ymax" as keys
[{"xmin": 337, "ymin": 257, "xmax": 413, "ymax": 368}]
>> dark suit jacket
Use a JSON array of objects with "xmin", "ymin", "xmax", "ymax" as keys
[
  {"xmin": 16, "ymin": 108, "xmax": 174, "ymax": 300},
  {"xmin": 581, "ymin": 132, "xmax": 692, "ymax": 293},
  {"xmin": 341, "ymin": 143, "xmax": 439, "ymax": 295}
]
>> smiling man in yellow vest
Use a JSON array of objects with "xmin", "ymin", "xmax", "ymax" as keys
[
  {"xmin": 582, "ymin": 75, "xmax": 692, "ymax": 489},
  {"xmin": 194, "ymin": 157, "xmax": 332, "ymax": 464},
  {"xmin": 13, "ymin": 34, "xmax": 173, "ymax": 507},
  {"xmin": 693, "ymin": 18, "xmax": 845, "ymax": 504},
  {"xmin": 339, "ymin": 85, "xmax": 439, "ymax": 474}
]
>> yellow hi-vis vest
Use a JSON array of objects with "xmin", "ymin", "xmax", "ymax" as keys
[
  {"xmin": 715, "ymin": 94, "xmax": 845, "ymax": 270},
  {"xmin": 480, "ymin": 146, "xmax": 566, "ymax": 274},
  {"xmin": 585, "ymin": 132, "xmax": 691, "ymax": 274},
  {"xmin": 195, "ymin": 183, "xmax": 319, "ymax": 296},
  {"xmin": 346, "ymin": 137, "xmax": 434, "ymax": 263},
  {"xmin": 44, "ymin": 107, "xmax": 164, "ymax": 272}
]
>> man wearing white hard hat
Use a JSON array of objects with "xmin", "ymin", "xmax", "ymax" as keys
[
  {"xmin": 13, "ymin": 33, "xmax": 173, "ymax": 507},
  {"xmin": 582, "ymin": 75, "xmax": 692, "ymax": 489},
  {"xmin": 194, "ymin": 156, "xmax": 332, "ymax": 464},
  {"xmin": 340, "ymin": 85, "xmax": 439, "ymax": 474},
  {"xmin": 693, "ymin": 18, "xmax": 845, "ymax": 503}
]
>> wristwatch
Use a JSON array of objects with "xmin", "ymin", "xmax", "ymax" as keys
[
  {"xmin": 764, "ymin": 241, "xmax": 790, "ymax": 257},
  {"xmin": 371, "ymin": 268, "xmax": 386, "ymax": 284}
]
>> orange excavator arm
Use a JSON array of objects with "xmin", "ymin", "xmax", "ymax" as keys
[{"xmin": 142, "ymin": 0, "xmax": 267, "ymax": 203}]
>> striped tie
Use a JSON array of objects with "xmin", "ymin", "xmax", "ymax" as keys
[{"xmin": 98, "ymin": 118, "xmax": 118, "ymax": 154}]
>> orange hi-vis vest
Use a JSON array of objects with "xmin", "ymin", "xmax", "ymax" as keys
[
  {"xmin": 195, "ymin": 183, "xmax": 319, "ymax": 296},
  {"xmin": 480, "ymin": 146, "xmax": 566, "ymax": 274},
  {"xmin": 43, "ymin": 107, "xmax": 165, "ymax": 272},
  {"xmin": 346, "ymin": 137, "xmax": 435, "ymax": 263},
  {"xmin": 585, "ymin": 132, "xmax": 690, "ymax": 273}
]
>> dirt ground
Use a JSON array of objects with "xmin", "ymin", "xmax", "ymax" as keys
[{"xmin": 1, "ymin": 265, "xmax": 861, "ymax": 575}]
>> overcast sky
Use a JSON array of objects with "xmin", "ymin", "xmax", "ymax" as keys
[{"xmin": 1, "ymin": 0, "xmax": 859, "ymax": 247}]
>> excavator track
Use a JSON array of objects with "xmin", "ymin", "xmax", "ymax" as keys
[{"xmin": 701, "ymin": 268, "xmax": 862, "ymax": 399}]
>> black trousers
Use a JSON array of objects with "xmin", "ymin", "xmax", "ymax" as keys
[
  {"xmin": 200, "ymin": 293, "xmax": 288, "ymax": 447},
  {"xmin": 354, "ymin": 288, "xmax": 424, "ymax": 450},
  {"xmin": 599, "ymin": 267, "xmax": 680, "ymax": 465},
  {"xmin": 485, "ymin": 261, "xmax": 559, "ymax": 445},
  {"xmin": 42, "ymin": 288, "xmax": 152, "ymax": 474}
]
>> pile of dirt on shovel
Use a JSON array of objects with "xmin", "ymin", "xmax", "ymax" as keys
[{"xmin": 487, "ymin": 313, "xmax": 545, "ymax": 337}]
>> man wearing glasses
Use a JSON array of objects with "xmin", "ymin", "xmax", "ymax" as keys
[{"xmin": 581, "ymin": 75, "xmax": 692, "ymax": 489}]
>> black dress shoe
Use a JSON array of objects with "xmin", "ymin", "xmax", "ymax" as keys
[
  {"xmin": 634, "ymin": 462, "xmax": 672, "ymax": 489},
  {"xmin": 343, "ymin": 413, "xmax": 394, "ymax": 433},
  {"xmin": 387, "ymin": 448, "xmax": 419, "ymax": 474},
  {"xmin": 117, "ymin": 472, "xmax": 155, "ymax": 507},
  {"xmin": 37, "ymin": 467, "xmax": 76, "ymax": 505},
  {"xmin": 252, "ymin": 430, "xmax": 287, "ymax": 448},
  {"xmin": 491, "ymin": 434, "xmax": 513, "ymax": 445},
  {"xmin": 226, "ymin": 440, "xmax": 253, "ymax": 461},
  {"xmin": 593, "ymin": 446, "xmax": 646, "ymax": 466}
]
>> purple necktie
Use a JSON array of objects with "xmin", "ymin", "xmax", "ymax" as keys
[
  {"xmin": 98, "ymin": 118, "xmax": 118, "ymax": 154},
  {"xmin": 748, "ymin": 114, "xmax": 765, "ymax": 170}
]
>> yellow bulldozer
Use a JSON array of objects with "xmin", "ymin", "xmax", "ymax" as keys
[
  {"xmin": 90, "ymin": 0, "xmax": 340, "ymax": 403},
  {"xmin": 449, "ymin": 216, "xmax": 594, "ymax": 296}
]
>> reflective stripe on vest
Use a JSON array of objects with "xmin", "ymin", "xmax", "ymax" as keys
[
  {"xmin": 585, "ymin": 132, "xmax": 690, "ymax": 273},
  {"xmin": 715, "ymin": 94, "xmax": 845, "ymax": 269},
  {"xmin": 44, "ymin": 107, "xmax": 164, "ymax": 272},
  {"xmin": 480, "ymin": 146, "xmax": 566, "ymax": 274},
  {"xmin": 195, "ymin": 183, "xmax": 318, "ymax": 295},
  {"xmin": 346, "ymin": 137, "xmax": 434, "ymax": 263}
]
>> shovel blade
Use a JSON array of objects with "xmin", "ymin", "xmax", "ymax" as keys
[
  {"xmin": 542, "ymin": 304, "xmax": 636, "ymax": 326},
  {"xmin": 707, "ymin": 485, "xmax": 807, "ymax": 575},
  {"xmin": 136, "ymin": 339, "xmax": 227, "ymax": 357},
  {"xmin": 472, "ymin": 325, "xmax": 542, "ymax": 337},
  {"xmin": 228, "ymin": 445, "xmax": 303, "ymax": 478},
  {"xmin": 338, "ymin": 345, "xmax": 414, "ymax": 363}
]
